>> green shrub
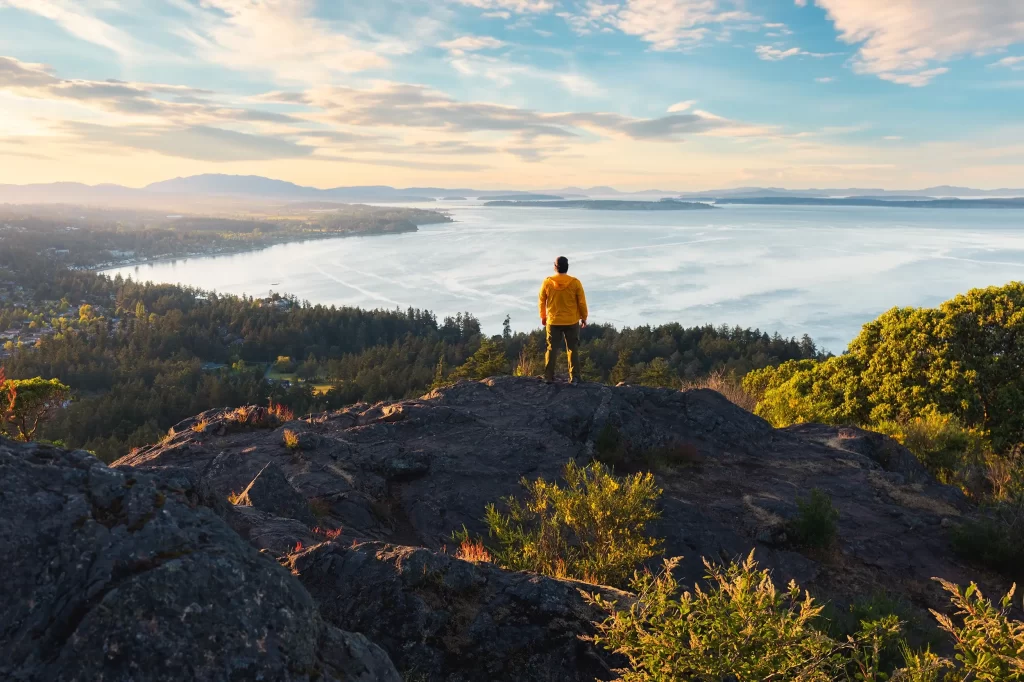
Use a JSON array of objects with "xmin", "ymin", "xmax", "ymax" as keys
[
  {"xmin": 484, "ymin": 460, "xmax": 662, "ymax": 587},
  {"xmin": 875, "ymin": 409, "xmax": 986, "ymax": 485},
  {"xmin": 593, "ymin": 424, "xmax": 700, "ymax": 474},
  {"xmin": 588, "ymin": 550, "xmax": 900, "ymax": 681},
  {"xmin": 589, "ymin": 551, "xmax": 1024, "ymax": 682},
  {"xmin": 929, "ymin": 579, "xmax": 1024, "ymax": 681},
  {"xmin": 791, "ymin": 488, "xmax": 840, "ymax": 550},
  {"xmin": 448, "ymin": 337, "xmax": 510, "ymax": 381},
  {"xmin": 950, "ymin": 497, "xmax": 1024, "ymax": 580}
]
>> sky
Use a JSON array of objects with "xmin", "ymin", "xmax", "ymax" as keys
[{"xmin": 1, "ymin": 0, "xmax": 1023, "ymax": 191}]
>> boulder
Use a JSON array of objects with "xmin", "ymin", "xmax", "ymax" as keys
[
  {"xmin": 0, "ymin": 438, "xmax": 399, "ymax": 682},
  {"xmin": 288, "ymin": 541, "xmax": 626, "ymax": 682}
]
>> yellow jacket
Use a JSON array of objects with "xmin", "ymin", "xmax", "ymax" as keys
[{"xmin": 539, "ymin": 274, "xmax": 588, "ymax": 326}]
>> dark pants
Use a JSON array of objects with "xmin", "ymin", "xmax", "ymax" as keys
[{"xmin": 545, "ymin": 324, "xmax": 580, "ymax": 382}]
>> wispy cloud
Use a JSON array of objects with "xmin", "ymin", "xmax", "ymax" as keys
[
  {"xmin": 799, "ymin": 0, "xmax": 1024, "ymax": 86},
  {"xmin": 439, "ymin": 35, "xmax": 507, "ymax": 56},
  {"xmin": 561, "ymin": 0, "xmax": 757, "ymax": 50},
  {"xmin": 0, "ymin": 0, "xmax": 139, "ymax": 57},
  {"xmin": 756, "ymin": 45, "xmax": 840, "ymax": 61},
  {"xmin": 991, "ymin": 55, "xmax": 1024, "ymax": 71},
  {"xmin": 455, "ymin": 0, "xmax": 554, "ymax": 13}
]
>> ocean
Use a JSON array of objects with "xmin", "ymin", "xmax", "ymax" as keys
[{"xmin": 103, "ymin": 201, "xmax": 1024, "ymax": 352}]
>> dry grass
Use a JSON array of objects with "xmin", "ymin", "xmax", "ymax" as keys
[
  {"xmin": 227, "ymin": 490, "xmax": 244, "ymax": 505},
  {"xmin": 681, "ymin": 371, "xmax": 757, "ymax": 412},
  {"xmin": 282, "ymin": 428, "xmax": 300, "ymax": 450},
  {"xmin": 226, "ymin": 403, "xmax": 294, "ymax": 430},
  {"xmin": 514, "ymin": 347, "xmax": 540, "ymax": 378},
  {"xmin": 268, "ymin": 399, "xmax": 295, "ymax": 422},
  {"xmin": 313, "ymin": 526, "xmax": 343, "ymax": 540},
  {"xmin": 455, "ymin": 536, "xmax": 493, "ymax": 563},
  {"xmin": 191, "ymin": 418, "xmax": 209, "ymax": 434}
]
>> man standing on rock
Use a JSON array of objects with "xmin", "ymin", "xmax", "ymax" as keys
[{"xmin": 539, "ymin": 256, "xmax": 588, "ymax": 384}]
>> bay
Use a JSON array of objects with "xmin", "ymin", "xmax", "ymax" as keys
[{"xmin": 103, "ymin": 201, "xmax": 1024, "ymax": 352}]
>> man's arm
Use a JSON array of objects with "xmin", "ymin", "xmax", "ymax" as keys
[
  {"xmin": 577, "ymin": 281, "xmax": 588, "ymax": 326},
  {"xmin": 538, "ymin": 280, "xmax": 548, "ymax": 325}
]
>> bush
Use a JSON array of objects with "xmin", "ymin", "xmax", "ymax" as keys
[
  {"xmin": 589, "ymin": 551, "xmax": 1024, "ymax": 682},
  {"xmin": 791, "ymin": 488, "xmax": 840, "ymax": 550},
  {"xmin": 950, "ymin": 497, "xmax": 1024, "ymax": 580},
  {"xmin": 593, "ymin": 424, "xmax": 700, "ymax": 474},
  {"xmin": 875, "ymin": 409, "xmax": 986, "ymax": 485},
  {"xmin": 484, "ymin": 460, "xmax": 662, "ymax": 587},
  {"xmin": 588, "ymin": 551, "xmax": 900, "ymax": 681}
]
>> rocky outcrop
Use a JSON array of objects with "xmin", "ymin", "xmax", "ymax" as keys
[
  {"xmin": 0, "ymin": 438, "xmax": 399, "ymax": 682},
  {"xmin": 288, "ymin": 542, "xmax": 626, "ymax": 682},
  {"xmin": 110, "ymin": 376, "xmax": 1009, "ymax": 676}
]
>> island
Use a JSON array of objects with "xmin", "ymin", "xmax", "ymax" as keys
[
  {"xmin": 712, "ymin": 197, "xmax": 1024, "ymax": 209},
  {"xmin": 442, "ymin": 196, "xmax": 467, "ymax": 200},
  {"xmin": 477, "ymin": 194, "xmax": 565, "ymax": 201},
  {"xmin": 484, "ymin": 199, "xmax": 715, "ymax": 210}
]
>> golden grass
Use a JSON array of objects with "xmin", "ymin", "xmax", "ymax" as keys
[
  {"xmin": 680, "ymin": 371, "xmax": 757, "ymax": 412},
  {"xmin": 455, "ymin": 536, "xmax": 493, "ymax": 563}
]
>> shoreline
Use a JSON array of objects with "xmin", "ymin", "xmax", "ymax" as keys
[{"xmin": 90, "ymin": 219, "xmax": 451, "ymax": 273}]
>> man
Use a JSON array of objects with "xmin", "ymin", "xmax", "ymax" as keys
[{"xmin": 538, "ymin": 256, "xmax": 588, "ymax": 384}]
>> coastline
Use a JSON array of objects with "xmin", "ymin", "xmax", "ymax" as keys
[{"xmin": 90, "ymin": 218, "xmax": 451, "ymax": 273}]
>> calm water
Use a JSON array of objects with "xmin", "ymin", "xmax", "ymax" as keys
[{"xmin": 105, "ymin": 201, "xmax": 1024, "ymax": 352}]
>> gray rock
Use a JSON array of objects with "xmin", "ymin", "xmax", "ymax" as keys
[
  {"xmin": 235, "ymin": 460, "xmax": 316, "ymax": 526},
  {"xmin": 0, "ymin": 438, "xmax": 399, "ymax": 682},
  {"xmin": 288, "ymin": 541, "xmax": 626, "ymax": 682},
  {"xmin": 115, "ymin": 376, "xmax": 1003, "ymax": 625}
]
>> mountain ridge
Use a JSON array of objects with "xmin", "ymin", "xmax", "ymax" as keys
[{"xmin": 2, "ymin": 173, "xmax": 1022, "ymax": 205}]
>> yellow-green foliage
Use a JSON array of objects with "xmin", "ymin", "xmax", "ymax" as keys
[
  {"xmin": 875, "ymin": 409, "xmax": 987, "ymax": 485},
  {"xmin": 589, "ymin": 551, "xmax": 1024, "ymax": 682},
  {"xmin": 0, "ymin": 375, "xmax": 71, "ymax": 442},
  {"xmin": 484, "ymin": 460, "xmax": 662, "ymax": 587},
  {"xmin": 742, "ymin": 283, "xmax": 1024, "ymax": 453},
  {"xmin": 589, "ymin": 551, "xmax": 899, "ymax": 681},
  {"xmin": 282, "ymin": 428, "xmax": 300, "ymax": 450}
]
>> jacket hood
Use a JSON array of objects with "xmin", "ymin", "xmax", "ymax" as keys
[{"xmin": 547, "ymin": 273, "xmax": 575, "ymax": 291}]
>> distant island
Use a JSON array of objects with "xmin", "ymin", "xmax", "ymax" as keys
[
  {"xmin": 713, "ymin": 197, "xmax": 1024, "ymax": 209},
  {"xmin": 478, "ymin": 194, "xmax": 565, "ymax": 201},
  {"xmin": 442, "ymin": 196, "xmax": 467, "ymax": 200},
  {"xmin": 484, "ymin": 199, "xmax": 715, "ymax": 211}
]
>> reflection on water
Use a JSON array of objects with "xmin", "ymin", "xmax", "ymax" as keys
[{"xmin": 104, "ymin": 202, "xmax": 1024, "ymax": 352}]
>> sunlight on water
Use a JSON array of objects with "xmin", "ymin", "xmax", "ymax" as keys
[{"xmin": 104, "ymin": 202, "xmax": 1024, "ymax": 352}]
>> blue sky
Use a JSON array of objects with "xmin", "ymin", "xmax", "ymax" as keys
[{"xmin": 1, "ymin": 0, "xmax": 1022, "ymax": 190}]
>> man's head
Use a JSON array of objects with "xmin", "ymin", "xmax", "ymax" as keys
[{"xmin": 554, "ymin": 256, "xmax": 569, "ymax": 274}]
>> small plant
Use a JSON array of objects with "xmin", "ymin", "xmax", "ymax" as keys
[
  {"xmin": 588, "ymin": 551, "xmax": 851, "ymax": 681},
  {"xmin": 313, "ymin": 526, "xmax": 343, "ymax": 540},
  {"xmin": 949, "ymin": 497, "xmax": 1024, "ymax": 580},
  {"xmin": 192, "ymin": 418, "xmax": 209, "ymax": 434},
  {"xmin": 293, "ymin": 541, "xmax": 304, "ymax": 553},
  {"xmin": 790, "ymin": 488, "xmax": 840, "ymax": 550},
  {"xmin": 484, "ymin": 460, "xmax": 662, "ymax": 587},
  {"xmin": 227, "ymin": 490, "xmax": 244, "ymax": 505},
  {"xmin": 929, "ymin": 579, "xmax": 1024, "ymax": 680},
  {"xmin": 454, "ymin": 534, "xmax": 492, "ymax": 563},
  {"xmin": 282, "ymin": 428, "xmax": 300, "ymax": 450},
  {"xmin": 681, "ymin": 370, "xmax": 757, "ymax": 412},
  {"xmin": 268, "ymin": 399, "xmax": 295, "ymax": 423}
]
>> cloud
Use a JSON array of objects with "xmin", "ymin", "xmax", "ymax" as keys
[
  {"xmin": 755, "ymin": 45, "xmax": 840, "ymax": 61},
  {"xmin": 815, "ymin": 76, "xmax": 835, "ymax": 83},
  {"xmin": 877, "ymin": 67, "xmax": 949, "ymax": 87},
  {"xmin": 667, "ymin": 100, "xmax": 695, "ymax": 112},
  {"xmin": 455, "ymin": 0, "xmax": 554, "ymax": 13},
  {"xmin": 883, "ymin": 135, "xmax": 902, "ymax": 140},
  {"xmin": 561, "ymin": 0, "xmax": 757, "ymax": 49},
  {"xmin": 61, "ymin": 121, "xmax": 315, "ymax": 161},
  {"xmin": 174, "ymin": 0, "xmax": 390, "ymax": 83},
  {"xmin": 0, "ymin": 0, "xmax": 139, "ymax": 57},
  {"xmin": 992, "ymin": 56, "xmax": 1024, "ymax": 71},
  {"xmin": 439, "ymin": 35, "xmax": 507, "ymax": 56},
  {"xmin": 799, "ymin": 0, "xmax": 1024, "ymax": 86}
]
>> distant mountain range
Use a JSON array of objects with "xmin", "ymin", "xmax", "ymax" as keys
[{"xmin": 0, "ymin": 173, "xmax": 1021, "ymax": 208}]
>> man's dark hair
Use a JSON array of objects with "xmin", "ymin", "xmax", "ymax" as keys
[{"xmin": 555, "ymin": 256, "xmax": 569, "ymax": 273}]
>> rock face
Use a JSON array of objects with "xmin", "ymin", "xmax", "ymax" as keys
[
  {"xmin": 0, "ymin": 438, "xmax": 400, "ymax": 682},
  {"xmin": 112, "ymin": 377, "xmax": 1008, "ymax": 676},
  {"xmin": 289, "ymin": 542, "xmax": 627, "ymax": 682}
]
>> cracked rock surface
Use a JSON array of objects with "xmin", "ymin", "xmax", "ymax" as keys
[{"xmin": 0, "ymin": 439, "xmax": 399, "ymax": 682}]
